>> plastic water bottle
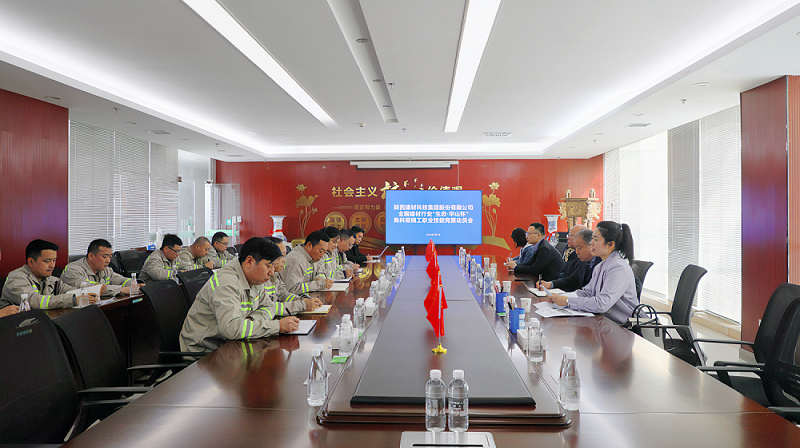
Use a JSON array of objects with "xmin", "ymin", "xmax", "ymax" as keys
[
  {"xmin": 353, "ymin": 298, "xmax": 366, "ymax": 333},
  {"xmin": 483, "ymin": 272, "xmax": 494, "ymax": 306},
  {"xmin": 425, "ymin": 369, "xmax": 446, "ymax": 432},
  {"xmin": 518, "ymin": 309, "xmax": 526, "ymax": 332},
  {"xmin": 307, "ymin": 347, "xmax": 327, "ymax": 406},
  {"xmin": 528, "ymin": 318, "xmax": 543, "ymax": 362},
  {"xmin": 19, "ymin": 293, "xmax": 31, "ymax": 312},
  {"xmin": 561, "ymin": 351, "xmax": 580, "ymax": 411},
  {"xmin": 339, "ymin": 315, "xmax": 354, "ymax": 356},
  {"xmin": 79, "ymin": 281, "xmax": 90, "ymax": 307},
  {"xmin": 559, "ymin": 346, "xmax": 572, "ymax": 380},
  {"xmin": 129, "ymin": 273, "xmax": 140, "ymax": 296},
  {"xmin": 448, "ymin": 369, "xmax": 469, "ymax": 432}
]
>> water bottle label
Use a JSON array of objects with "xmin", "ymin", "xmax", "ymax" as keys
[
  {"xmin": 310, "ymin": 381, "xmax": 325, "ymax": 398},
  {"xmin": 426, "ymin": 400, "xmax": 440, "ymax": 416},
  {"xmin": 566, "ymin": 388, "xmax": 580, "ymax": 400},
  {"xmin": 531, "ymin": 341, "xmax": 542, "ymax": 351},
  {"xmin": 450, "ymin": 400, "xmax": 468, "ymax": 416}
]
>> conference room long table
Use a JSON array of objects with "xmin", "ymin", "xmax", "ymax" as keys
[{"xmin": 62, "ymin": 255, "xmax": 800, "ymax": 448}]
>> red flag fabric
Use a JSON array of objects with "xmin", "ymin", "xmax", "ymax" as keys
[
  {"xmin": 426, "ymin": 251, "xmax": 439, "ymax": 280},
  {"xmin": 424, "ymin": 275, "xmax": 447, "ymax": 337},
  {"xmin": 425, "ymin": 239, "xmax": 434, "ymax": 261}
]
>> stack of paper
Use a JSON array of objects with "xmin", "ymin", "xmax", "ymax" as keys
[
  {"xmin": 299, "ymin": 304, "xmax": 332, "ymax": 315},
  {"xmin": 324, "ymin": 283, "xmax": 349, "ymax": 292},
  {"xmin": 533, "ymin": 302, "xmax": 594, "ymax": 318},
  {"xmin": 527, "ymin": 286, "xmax": 565, "ymax": 297}
]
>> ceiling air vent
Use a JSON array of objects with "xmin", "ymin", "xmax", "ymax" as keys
[
  {"xmin": 483, "ymin": 132, "xmax": 512, "ymax": 137},
  {"xmin": 147, "ymin": 130, "xmax": 171, "ymax": 134},
  {"xmin": 625, "ymin": 123, "xmax": 651, "ymax": 128},
  {"xmin": 227, "ymin": 154, "xmax": 245, "ymax": 158}
]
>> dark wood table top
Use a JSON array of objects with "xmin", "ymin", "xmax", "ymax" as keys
[{"xmin": 62, "ymin": 255, "xmax": 800, "ymax": 447}]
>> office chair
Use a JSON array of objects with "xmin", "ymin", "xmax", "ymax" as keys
[
  {"xmin": 636, "ymin": 264, "xmax": 707, "ymax": 366},
  {"xmin": 696, "ymin": 283, "xmax": 800, "ymax": 406},
  {"xmin": 0, "ymin": 310, "xmax": 80, "ymax": 443},
  {"xmin": 631, "ymin": 260, "xmax": 654, "ymax": 288},
  {"xmin": 555, "ymin": 241, "xmax": 567, "ymax": 255},
  {"xmin": 140, "ymin": 280, "xmax": 205, "ymax": 366},
  {"xmin": 115, "ymin": 249, "xmax": 147, "ymax": 277},
  {"xmin": 177, "ymin": 267, "xmax": 214, "ymax": 307},
  {"xmin": 68, "ymin": 254, "xmax": 85, "ymax": 264}
]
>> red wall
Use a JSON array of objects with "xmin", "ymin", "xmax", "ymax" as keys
[
  {"xmin": 0, "ymin": 89, "xmax": 69, "ymax": 277},
  {"xmin": 216, "ymin": 157, "xmax": 604, "ymax": 259},
  {"xmin": 740, "ymin": 77, "xmax": 790, "ymax": 344}
]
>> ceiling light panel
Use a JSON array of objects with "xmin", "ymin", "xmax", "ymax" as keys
[
  {"xmin": 182, "ymin": 0, "xmax": 342, "ymax": 132},
  {"xmin": 327, "ymin": 0, "xmax": 397, "ymax": 123},
  {"xmin": 444, "ymin": 0, "xmax": 503, "ymax": 133}
]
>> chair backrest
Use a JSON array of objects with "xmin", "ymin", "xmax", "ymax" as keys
[
  {"xmin": 234, "ymin": 243, "xmax": 243, "ymax": 253},
  {"xmin": 631, "ymin": 260, "xmax": 654, "ymax": 286},
  {"xmin": 109, "ymin": 253, "xmax": 124, "ymax": 276},
  {"xmin": 762, "ymin": 296, "xmax": 800, "ymax": 410},
  {"xmin": 753, "ymin": 283, "xmax": 800, "ymax": 364},
  {"xmin": 177, "ymin": 267, "xmax": 214, "ymax": 306},
  {"xmin": 116, "ymin": 249, "xmax": 147, "ymax": 277},
  {"xmin": 0, "ymin": 310, "xmax": 79, "ymax": 444},
  {"xmin": 68, "ymin": 254, "xmax": 85, "ymax": 264},
  {"xmin": 670, "ymin": 264, "xmax": 707, "ymax": 327},
  {"xmin": 555, "ymin": 241, "xmax": 567, "ymax": 255},
  {"xmin": 226, "ymin": 246, "xmax": 238, "ymax": 256},
  {"xmin": 53, "ymin": 305, "xmax": 127, "ymax": 390},
  {"xmin": 141, "ymin": 280, "xmax": 190, "ymax": 357}
]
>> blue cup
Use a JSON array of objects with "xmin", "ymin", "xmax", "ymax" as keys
[
  {"xmin": 509, "ymin": 308, "xmax": 523, "ymax": 333},
  {"xmin": 496, "ymin": 292, "xmax": 508, "ymax": 313}
]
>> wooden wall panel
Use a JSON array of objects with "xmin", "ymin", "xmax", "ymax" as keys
[
  {"xmin": 0, "ymin": 89, "xmax": 69, "ymax": 278},
  {"xmin": 740, "ymin": 77, "xmax": 789, "ymax": 344},
  {"xmin": 788, "ymin": 76, "xmax": 800, "ymax": 285},
  {"xmin": 216, "ymin": 157, "xmax": 604, "ymax": 259}
]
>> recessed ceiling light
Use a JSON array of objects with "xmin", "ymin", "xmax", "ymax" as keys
[
  {"xmin": 218, "ymin": 149, "xmax": 226, "ymax": 152},
  {"xmin": 44, "ymin": 96, "xmax": 61, "ymax": 100},
  {"xmin": 147, "ymin": 130, "xmax": 170, "ymax": 135},
  {"xmin": 356, "ymin": 38, "xmax": 370, "ymax": 44},
  {"xmin": 567, "ymin": 146, "xmax": 576, "ymax": 149},
  {"xmin": 632, "ymin": 113, "xmax": 644, "ymax": 116},
  {"xmin": 180, "ymin": 138, "xmax": 189, "ymax": 141},
  {"xmin": 373, "ymin": 79, "xmax": 382, "ymax": 82},
  {"xmin": 483, "ymin": 132, "xmax": 512, "ymax": 137},
  {"xmin": 382, "ymin": 105, "xmax": 392, "ymax": 108},
  {"xmin": 692, "ymin": 82, "xmax": 710, "ymax": 87},
  {"xmin": 626, "ymin": 123, "xmax": 651, "ymax": 128}
]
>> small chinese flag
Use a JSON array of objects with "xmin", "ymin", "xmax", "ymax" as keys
[
  {"xmin": 424, "ymin": 275, "xmax": 447, "ymax": 337},
  {"xmin": 425, "ymin": 239, "xmax": 434, "ymax": 261},
  {"xmin": 426, "ymin": 250, "xmax": 439, "ymax": 281}
]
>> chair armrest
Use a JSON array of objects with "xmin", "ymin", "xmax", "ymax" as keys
[
  {"xmin": 636, "ymin": 323, "xmax": 692, "ymax": 331},
  {"xmin": 692, "ymin": 338, "xmax": 754, "ymax": 347},
  {"xmin": 128, "ymin": 363, "xmax": 190, "ymax": 372},
  {"xmin": 80, "ymin": 398, "xmax": 134, "ymax": 408},
  {"xmin": 159, "ymin": 351, "xmax": 206, "ymax": 358},
  {"xmin": 698, "ymin": 365, "xmax": 762, "ymax": 374},
  {"xmin": 79, "ymin": 386, "xmax": 151, "ymax": 395},
  {"xmin": 769, "ymin": 406, "xmax": 800, "ymax": 415},
  {"xmin": 713, "ymin": 360, "xmax": 765, "ymax": 368}
]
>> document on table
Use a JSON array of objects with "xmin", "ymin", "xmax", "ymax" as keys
[
  {"xmin": 287, "ymin": 320, "xmax": 317, "ymax": 335},
  {"xmin": 298, "ymin": 305, "xmax": 332, "ymax": 315},
  {"xmin": 364, "ymin": 260, "xmax": 380, "ymax": 263},
  {"xmin": 66, "ymin": 284, "xmax": 103, "ymax": 298},
  {"xmin": 333, "ymin": 277, "xmax": 352, "ymax": 283},
  {"xmin": 527, "ymin": 286, "xmax": 565, "ymax": 297},
  {"xmin": 323, "ymin": 283, "xmax": 350, "ymax": 292},
  {"xmin": 534, "ymin": 302, "xmax": 594, "ymax": 318}
]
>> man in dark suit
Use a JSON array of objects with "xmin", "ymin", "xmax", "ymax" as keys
[
  {"xmin": 506, "ymin": 223, "xmax": 564, "ymax": 281},
  {"xmin": 540, "ymin": 229, "xmax": 600, "ymax": 292}
]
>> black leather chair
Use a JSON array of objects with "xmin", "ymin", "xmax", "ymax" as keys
[
  {"xmin": 226, "ymin": 246, "xmax": 238, "ymax": 256},
  {"xmin": 0, "ymin": 277, "xmax": 5, "ymax": 293},
  {"xmin": 234, "ymin": 243, "xmax": 243, "ymax": 253},
  {"xmin": 68, "ymin": 254, "xmax": 85, "ymax": 264},
  {"xmin": 0, "ymin": 310, "xmax": 80, "ymax": 443},
  {"xmin": 637, "ymin": 264, "xmax": 707, "ymax": 366},
  {"xmin": 555, "ymin": 241, "xmax": 567, "ymax": 255},
  {"xmin": 697, "ymin": 283, "xmax": 800, "ymax": 406},
  {"xmin": 115, "ymin": 249, "xmax": 148, "ymax": 277},
  {"xmin": 631, "ymin": 260, "xmax": 654, "ymax": 289},
  {"xmin": 177, "ymin": 267, "xmax": 214, "ymax": 307},
  {"xmin": 140, "ymin": 280, "xmax": 204, "ymax": 364}
]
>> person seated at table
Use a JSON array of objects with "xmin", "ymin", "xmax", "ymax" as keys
[
  {"xmin": 178, "ymin": 236, "xmax": 216, "ymax": 271},
  {"xmin": 62, "ymin": 239, "xmax": 139, "ymax": 297},
  {"xmin": 263, "ymin": 237, "xmax": 322, "ymax": 316},
  {"xmin": 0, "ymin": 246, "xmax": 19, "ymax": 317},
  {"xmin": 561, "ymin": 224, "xmax": 588, "ymax": 264},
  {"xmin": 139, "ymin": 234, "xmax": 183, "ymax": 283},
  {"xmin": 180, "ymin": 237, "xmax": 300, "ymax": 353},
  {"xmin": 346, "ymin": 225, "xmax": 373, "ymax": 263},
  {"xmin": 0, "ymin": 239, "xmax": 95, "ymax": 309},
  {"xmin": 332, "ymin": 228, "xmax": 355, "ymax": 279},
  {"xmin": 507, "ymin": 227, "xmax": 533, "ymax": 264},
  {"xmin": 548, "ymin": 221, "xmax": 641, "ymax": 325},
  {"xmin": 279, "ymin": 230, "xmax": 333, "ymax": 294},
  {"xmin": 506, "ymin": 223, "xmax": 564, "ymax": 281},
  {"xmin": 210, "ymin": 231, "xmax": 236, "ymax": 268},
  {"xmin": 538, "ymin": 229, "xmax": 599, "ymax": 292},
  {"xmin": 318, "ymin": 226, "xmax": 341, "ymax": 279}
]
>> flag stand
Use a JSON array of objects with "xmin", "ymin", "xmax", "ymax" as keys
[{"xmin": 432, "ymin": 283, "xmax": 447, "ymax": 354}]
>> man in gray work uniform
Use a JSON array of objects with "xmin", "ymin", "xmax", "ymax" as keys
[
  {"xmin": 279, "ymin": 230, "xmax": 333, "ymax": 295},
  {"xmin": 62, "ymin": 239, "xmax": 138, "ymax": 297}
]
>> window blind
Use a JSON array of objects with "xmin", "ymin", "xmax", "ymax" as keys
[{"xmin": 149, "ymin": 143, "xmax": 179, "ymax": 236}]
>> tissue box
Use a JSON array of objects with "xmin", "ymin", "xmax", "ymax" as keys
[
  {"xmin": 331, "ymin": 327, "xmax": 340, "ymax": 350},
  {"xmin": 517, "ymin": 328, "xmax": 529, "ymax": 350}
]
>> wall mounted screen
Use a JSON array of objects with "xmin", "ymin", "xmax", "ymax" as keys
[{"xmin": 385, "ymin": 190, "xmax": 482, "ymax": 245}]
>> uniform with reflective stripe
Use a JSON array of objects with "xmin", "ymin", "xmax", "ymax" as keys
[
  {"xmin": 61, "ymin": 256, "xmax": 133, "ymax": 297},
  {"xmin": 0, "ymin": 265, "xmax": 78, "ymax": 309}
]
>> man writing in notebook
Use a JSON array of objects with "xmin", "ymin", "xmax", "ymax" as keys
[
  {"xmin": 263, "ymin": 236, "xmax": 323, "ymax": 316},
  {"xmin": 180, "ymin": 237, "xmax": 300, "ymax": 353}
]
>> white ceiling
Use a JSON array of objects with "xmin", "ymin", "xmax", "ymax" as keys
[{"xmin": 2, "ymin": 0, "xmax": 800, "ymax": 162}]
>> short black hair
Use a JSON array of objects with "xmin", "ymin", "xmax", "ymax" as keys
[
  {"xmin": 305, "ymin": 230, "xmax": 330, "ymax": 247},
  {"xmin": 26, "ymin": 239, "xmax": 59, "ymax": 261},
  {"xmin": 510, "ymin": 228, "xmax": 527, "ymax": 248},
  {"xmin": 529, "ymin": 223, "xmax": 546, "ymax": 235},
  {"xmin": 576, "ymin": 229, "xmax": 593, "ymax": 245},
  {"xmin": 192, "ymin": 236, "xmax": 210, "ymax": 246},
  {"xmin": 339, "ymin": 228, "xmax": 353, "ymax": 239},
  {"xmin": 87, "ymin": 239, "xmax": 112, "ymax": 255},
  {"xmin": 351, "ymin": 225, "xmax": 365, "ymax": 235},
  {"xmin": 322, "ymin": 226, "xmax": 340, "ymax": 240},
  {"xmin": 239, "ymin": 237, "xmax": 282, "ymax": 264},
  {"xmin": 267, "ymin": 236, "xmax": 284, "ymax": 245},
  {"xmin": 212, "ymin": 231, "xmax": 228, "ymax": 244},
  {"xmin": 161, "ymin": 234, "xmax": 183, "ymax": 249}
]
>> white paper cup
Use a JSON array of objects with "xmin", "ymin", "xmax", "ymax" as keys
[
  {"xmin": 502, "ymin": 280, "xmax": 512, "ymax": 292},
  {"xmin": 520, "ymin": 297, "xmax": 532, "ymax": 314},
  {"xmin": 491, "ymin": 263, "xmax": 497, "ymax": 270},
  {"xmin": 483, "ymin": 257, "xmax": 490, "ymax": 268},
  {"xmin": 488, "ymin": 268, "xmax": 497, "ymax": 279}
]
